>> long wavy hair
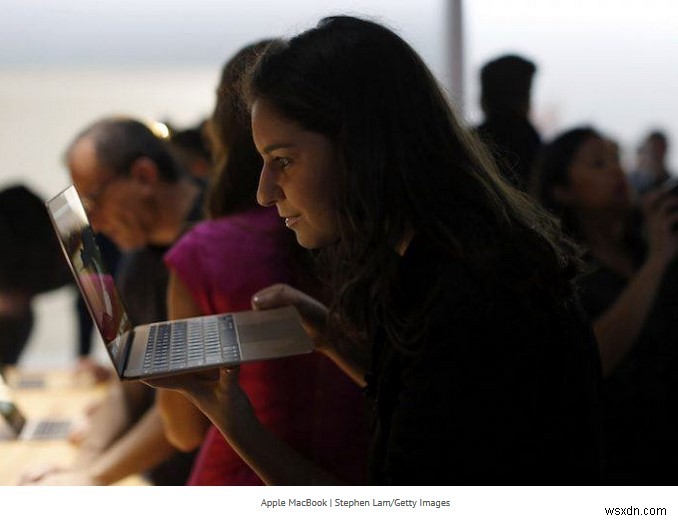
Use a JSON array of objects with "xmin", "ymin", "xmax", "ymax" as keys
[
  {"xmin": 203, "ymin": 40, "xmax": 315, "ymax": 294},
  {"xmin": 245, "ymin": 16, "xmax": 581, "ymax": 350}
]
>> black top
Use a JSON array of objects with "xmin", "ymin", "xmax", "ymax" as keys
[
  {"xmin": 365, "ymin": 235, "xmax": 602, "ymax": 484},
  {"xmin": 113, "ymin": 185, "xmax": 204, "ymax": 486},
  {"xmin": 0, "ymin": 185, "xmax": 71, "ymax": 294},
  {"xmin": 476, "ymin": 115, "xmax": 542, "ymax": 191},
  {"xmin": 577, "ymin": 258, "xmax": 678, "ymax": 484},
  {"xmin": 0, "ymin": 185, "xmax": 71, "ymax": 365},
  {"xmin": 116, "ymin": 187, "xmax": 205, "ymax": 325},
  {"xmin": 116, "ymin": 245, "xmax": 172, "ymax": 326}
]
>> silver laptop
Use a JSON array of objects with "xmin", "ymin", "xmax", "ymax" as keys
[
  {"xmin": 0, "ymin": 371, "xmax": 70, "ymax": 441},
  {"xmin": 0, "ymin": 398, "xmax": 71, "ymax": 441},
  {"xmin": 45, "ymin": 185, "xmax": 313, "ymax": 380}
]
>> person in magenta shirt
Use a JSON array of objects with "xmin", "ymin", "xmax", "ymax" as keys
[{"xmin": 155, "ymin": 41, "xmax": 367, "ymax": 485}]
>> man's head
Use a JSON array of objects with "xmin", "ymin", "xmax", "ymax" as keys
[
  {"xmin": 645, "ymin": 130, "xmax": 668, "ymax": 164},
  {"xmin": 65, "ymin": 117, "xmax": 184, "ymax": 250},
  {"xmin": 480, "ymin": 54, "xmax": 537, "ymax": 118}
]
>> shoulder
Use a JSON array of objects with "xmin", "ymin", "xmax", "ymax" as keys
[{"xmin": 171, "ymin": 207, "xmax": 283, "ymax": 256}]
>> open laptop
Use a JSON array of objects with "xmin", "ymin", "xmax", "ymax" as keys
[
  {"xmin": 0, "ymin": 372, "xmax": 70, "ymax": 441},
  {"xmin": 0, "ymin": 398, "xmax": 71, "ymax": 441},
  {"xmin": 45, "ymin": 185, "xmax": 313, "ymax": 381}
]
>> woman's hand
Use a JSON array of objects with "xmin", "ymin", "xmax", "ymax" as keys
[
  {"xmin": 253, "ymin": 284, "xmax": 368, "ymax": 386},
  {"xmin": 251, "ymin": 284, "xmax": 330, "ymax": 351},
  {"xmin": 641, "ymin": 189, "xmax": 678, "ymax": 268},
  {"xmin": 143, "ymin": 367, "xmax": 254, "ymax": 435},
  {"xmin": 147, "ymin": 365, "xmax": 341, "ymax": 486}
]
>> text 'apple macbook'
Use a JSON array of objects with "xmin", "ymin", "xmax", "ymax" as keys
[{"xmin": 45, "ymin": 185, "xmax": 313, "ymax": 381}]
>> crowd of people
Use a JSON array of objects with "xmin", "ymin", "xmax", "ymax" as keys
[{"xmin": 2, "ymin": 14, "xmax": 676, "ymax": 486}]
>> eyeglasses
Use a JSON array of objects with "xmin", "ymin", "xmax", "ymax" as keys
[{"xmin": 80, "ymin": 176, "xmax": 120, "ymax": 215}]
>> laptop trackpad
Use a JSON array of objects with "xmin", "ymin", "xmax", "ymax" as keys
[{"xmin": 237, "ymin": 314, "xmax": 312, "ymax": 361}]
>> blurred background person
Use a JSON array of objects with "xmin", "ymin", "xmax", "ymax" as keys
[
  {"xmin": 0, "ymin": 184, "xmax": 71, "ymax": 367},
  {"xmin": 628, "ymin": 130, "xmax": 675, "ymax": 194},
  {"xmin": 166, "ymin": 121, "xmax": 213, "ymax": 184},
  {"xmin": 534, "ymin": 125, "xmax": 678, "ymax": 484},
  {"xmin": 475, "ymin": 54, "xmax": 542, "ymax": 191},
  {"xmin": 20, "ymin": 117, "xmax": 204, "ymax": 485}
]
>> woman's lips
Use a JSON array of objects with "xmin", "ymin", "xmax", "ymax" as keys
[{"xmin": 284, "ymin": 216, "xmax": 300, "ymax": 228}]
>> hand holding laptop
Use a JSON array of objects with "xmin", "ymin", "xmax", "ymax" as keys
[
  {"xmin": 251, "ymin": 283, "xmax": 329, "ymax": 352},
  {"xmin": 252, "ymin": 283, "xmax": 369, "ymax": 388},
  {"xmin": 143, "ymin": 364, "xmax": 251, "ymax": 436},
  {"xmin": 145, "ymin": 284, "xmax": 328, "ymax": 436}
]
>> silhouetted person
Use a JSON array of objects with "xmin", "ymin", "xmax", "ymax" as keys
[
  {"xmin": 167, "ymin": 122, "xmax": 212, "ymax": 183},
  {"xmin": 628, "ymin": 130, "xmax": 675, "ymax": 194},
  {"xmin": 20, "ymin": 117, "xmax": 202, "ymax": 486},
  {"xmin": 476, "ymin": 54, "xmax": 542, "ymax": 190},
  {"xmin": 0, "ymin": 184, "xmax": 71, "ymax": 365},
  {"xmin": 534, "ymin": 126, "xmax": 678, "ymax": 484}
]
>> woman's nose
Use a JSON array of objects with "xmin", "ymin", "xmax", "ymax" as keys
[{"xmin": 256, "ymin": 165, "xmax": 283, "ymax": 207}]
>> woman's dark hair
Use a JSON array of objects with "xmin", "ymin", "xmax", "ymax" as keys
[
  {"xmin": 205, "ymin": 39, "xmax": 273, "ymax": 217},
  {"xmin": 246, "ymin": 16, "xmax": 581, "ymax": 348},
  {"xmin": 533, "ymin": 126, "xmax": 602, "ymax": 237}
]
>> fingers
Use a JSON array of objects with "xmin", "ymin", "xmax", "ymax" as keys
[
  {"xmin": 252, "ymin": 284, "xmax": 327, "ymax": 320},
  {"xmin": 642, "ymin": 190, "xmax": 678, "ymax": 226},
  {"xmin": 643, "ymin": 187, "xmax": 678, "ymax": 213},
  {"xmin": 252, "ymin": 284, "xmax": 330, "ymax": 350},
  {"xmin": 17, "ymin": 463, "xmax": 62, "ymax": 485},
  {"xmin": 251, "ymin": 283, "xmax": 300, "ymax": 310},
  {"xmin": 219, "ymin": 365, "xmax": 240, "ymax": 385}
]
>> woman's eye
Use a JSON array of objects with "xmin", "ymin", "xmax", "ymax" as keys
[{"xmin": 274, "ymin": 157, "xmax": 291, "ymax": 169}]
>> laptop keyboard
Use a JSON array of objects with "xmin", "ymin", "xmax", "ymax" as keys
[
  {"xmin": 142, "ymin": 315, "xmax": 241, "ymax": 374},
  {"xmin": 27, "ymin": 420, "xmax": 71, "ymax": 440}
]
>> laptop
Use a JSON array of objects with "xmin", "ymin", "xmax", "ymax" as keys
[
  {"xmin": 0, "ymin": 398, "xmax": 71, "ymax": 441},
  {"xmin": 45, "ymin": 185, "xmax": 313, "ymax": 381},
  {"xmin": 0, "ymin": 372, "xmax": 70, "ymax": 441}
]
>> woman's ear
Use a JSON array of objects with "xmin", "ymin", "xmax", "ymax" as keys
[{"xmin": 128, "ymin": 157, "xmax": 160, "ymax": 188}]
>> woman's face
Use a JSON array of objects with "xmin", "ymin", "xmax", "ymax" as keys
[
  {"xmin": 559, "ymin": 136, "xmax": 632, "ymax": 212},
  {"xmin": 252, "ymin": 99, "xmax": 341, "ymax": 249}
]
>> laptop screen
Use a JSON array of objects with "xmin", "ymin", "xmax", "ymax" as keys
[{"xmin": 46, "ymin": 186, "xmax": 132, "ymax": 375}]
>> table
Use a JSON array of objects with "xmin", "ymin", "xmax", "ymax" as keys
[{"xmin": 0, "ymin": 367, "xmax": 149, "ymax": 486}]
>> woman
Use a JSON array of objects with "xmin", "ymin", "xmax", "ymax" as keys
[
  {"xmin": 534, "ymin": 126, "xmax": 678, "ymax": 484},
  {"xmin": 155, "ymin": 40, "xmax": 367, "ymax": 485},
  {"xmin": 149, "ymin": 16, "xmax": 602, "ymax": 485}
]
